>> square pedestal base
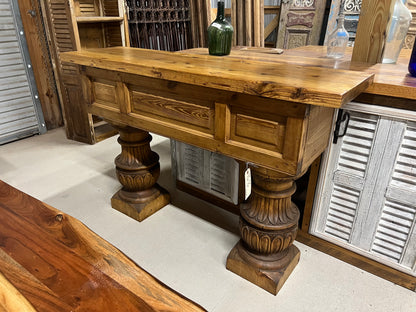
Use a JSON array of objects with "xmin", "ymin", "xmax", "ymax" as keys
[
  {"xmin": 226, "ymin": 241, "xmax": 300, "ymax": 295},
  {"xmin": 111, "ymin": 184, "xmax": 170, "ymax": 222}
]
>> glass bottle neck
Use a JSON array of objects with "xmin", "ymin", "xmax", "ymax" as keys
[
  {"xmin": 216, "ymin": 1, "xmax": 225, "ymax": 20},
  {"xmin": 337, "ymin": 15, "xmax": 345, "ymax": 28}
]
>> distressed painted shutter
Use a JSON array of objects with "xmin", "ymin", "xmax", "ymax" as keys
[
  {"xmin": 173, "ymin": 141, "xmax": 239, "ymax": 204},
  {"xmin": 315, "ymin": 111, "xmax": 379, "ymax": 242},
  {"xmin": 311, "ymin": 104, "xmax": 416, "ymax": 276},
  {"xmin": 0, "ymin": 0, "xmax": 46, "ymax": 144},
  {"xmin": 371, "ymin": 122, "xmax": 416, "ymax": 268}
]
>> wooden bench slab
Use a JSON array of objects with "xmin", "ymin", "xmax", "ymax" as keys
[{"xmin": 0, "ymin": 180, "xmax": 205, "ymax": 312}]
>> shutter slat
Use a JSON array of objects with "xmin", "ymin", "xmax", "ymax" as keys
[
  {"xmin": 0, "ymin": 106, "xmax": 36, "ymax": 123},
  {"xmin": 210, "ymin": 153, "xmax": 230, "ymax": 196},
  {"xmin": 0, "ymin": 116, "xmax": 38, "ymax": 135},
  {"xmin": 374, "ymin": 232, "xmax": 406, "ymax": 248},
  {"xmin": 372, "ymin": 242, "xmax": 402, "ymax": 262},
  {"xmin": 0, "ymin": 97, "xmax": 32, "ymax": 113},
  {"xmin": 325, "ymin": 224, "xmax": 351, "ymax": 241},
  {"xmin": 324, "ymin": 183, "xmax": 360, "ymax": 242},
  {"xmin": 182, "ymin": 144, "xmax": 203, "ymax": 185},
  {"xmin": 378, "ymin": 219, "xmax": 410, "ymax": 235},
  {"xmin": 372, "ymin": 198, "xmax": 415, "ymax": 265},
  {"xmin": 346, "ymin": 126, "xmax": 376, "ymax": 140}
]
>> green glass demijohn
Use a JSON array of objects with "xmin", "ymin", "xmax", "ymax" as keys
[{"xmin": 207, "ymin": 1, "xmax": 234, "ymax": 56}]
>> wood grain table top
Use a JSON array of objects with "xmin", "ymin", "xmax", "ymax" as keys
[
  {"xmin": 0, "ymin": 180, "xmax": 205, "ymax": 312},
  {"xmin": 61, "ymin": 46, "xmax": 374, "ymax": 108},
  {"xmin": 205, "ymin": 45, "xmax": 416, "ymax": 101}
]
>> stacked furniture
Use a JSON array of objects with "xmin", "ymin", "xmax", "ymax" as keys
[{"xmin": 41, "ymin": 0, "xmax": 129, "ymax": 144}]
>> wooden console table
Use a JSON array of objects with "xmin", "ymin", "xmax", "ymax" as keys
[{"xmin": 61, "ymin": 47, "xmax": 373, "ymax": 294}]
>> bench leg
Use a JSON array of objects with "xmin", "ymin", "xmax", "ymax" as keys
[{"xmin": 111, "ymin": 124, "xmax": 170, "ymax": 221}]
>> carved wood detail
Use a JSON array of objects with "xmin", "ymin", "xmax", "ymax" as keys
[
  {"xmin": 226, "ymin": 167, "xmax": 302, "ymax": 294},
  {"xmin": 111, "ymin": 124, "xmax": 170, "ymax": 221}
]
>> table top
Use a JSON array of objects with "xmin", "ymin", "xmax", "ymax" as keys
[
  {"xmin": 0, "ymin": 180, "xmax": 205, "ymax": 312},
  {"xmin": 207, "ymin": 45, "xmax": 416, "ymax": 101},
  {"xmin": 61, "ymin": 47, "xmax": 374, "ymax": 108}
]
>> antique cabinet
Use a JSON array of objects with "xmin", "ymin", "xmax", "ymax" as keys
[
  {"xmin": 310, "ymin": 102, "xmax": 416, "ymax": 277},
  {"xmin": 41, "ymin": 0, "xmax": 129, "ymax": 144}
]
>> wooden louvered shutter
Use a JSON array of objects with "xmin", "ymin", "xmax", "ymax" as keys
[
  {"xmin": 41, "ymin": 0, "xmax": 94, "ymax": 144},
  {"xmin": 311, "ymin": 103, "xmax": 416, "ymax": 276},
  {"xmin": 173, "ymin": 141, "xmax": 239, "ymax": 205}
]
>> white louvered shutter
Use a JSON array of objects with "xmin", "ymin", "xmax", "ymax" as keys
[
  {"xmin": 311, "ymin": 104, "xmax": 416, "ymax": 276},
  {"xmin": 173, "ymin": 141, "xmax": 239, "ymax": 204},
  {"xmin": 0, "ymin": 0, "xmax": 46, "ymax": 144},
  {"xmin": 370, "ymin": 122, "xmax": 416, "ymax": 270}
]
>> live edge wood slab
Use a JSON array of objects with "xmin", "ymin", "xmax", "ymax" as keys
[
  {"xmin": 61, "ymin": 47, "xmax": 373, "ymax": 295},
  {"xmin": 0, "ymin": 180, "xmax": 205, "ymax": 312}
]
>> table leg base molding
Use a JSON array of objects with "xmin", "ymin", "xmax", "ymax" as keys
[
  {"xmin": 111, "ymin": 184, "xmax": 170, "ymax": 221},
  {"xmin": 226, "ymin": 241, "xmax": 300, "ymax": 295}
]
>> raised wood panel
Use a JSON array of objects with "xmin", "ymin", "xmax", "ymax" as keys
[
  {"xmin": 63, "ymin": 82, "xmax": 94, "ymax": 141},
  {"xmin": 284, "ymin": 29, "xmax": 311, "ymax": 49},
  {"xmin": 130, "ymin": 90, "xmax": 214, "ymax": 133},
  {"xmin": 92, "ymin": 80, "xmax": 117, "ymax": 109},
  {"xmin": 231, "ymin": 113, "xmax": 286, "ymax": 153},
  {"xmin": 78, "ymin": 23, "xmax": 105, "ymax": 48}
]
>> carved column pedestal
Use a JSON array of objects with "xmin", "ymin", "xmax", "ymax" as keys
[
  {"xmin": 111, "ymin": 124, "xmax": 170, "ymax": 221},
  {"xmin": 226, "ymin": 167, "xmax": 301, "ymax": 295}
]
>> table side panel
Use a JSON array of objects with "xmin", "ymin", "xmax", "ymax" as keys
[
  {"xmin": 83, "ymin": 68, "xmax": 312, "ymax": 175},
  {"xmin": 302, "ymin": 105, "xmax": 335, "ymax": 173}
]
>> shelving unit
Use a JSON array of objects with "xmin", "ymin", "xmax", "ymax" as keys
[{"xmin": 41, "ymin": 0, "xmax": 129, "ymax": 144}]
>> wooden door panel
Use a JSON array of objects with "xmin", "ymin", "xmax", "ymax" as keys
[{"xmin": 276, "ymin": 0, "xmax": 326, "ymax": 49}]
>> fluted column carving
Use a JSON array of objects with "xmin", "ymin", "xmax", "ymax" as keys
[
  {"xmin": 227, "ymin": 166, "xmax": 302, "ymax": 294},
  {"xmin": 110, "ymin": 123, "xmax": 170, "ymax": 221}
]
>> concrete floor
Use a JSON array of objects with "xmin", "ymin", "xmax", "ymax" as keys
[{"xmin": 1, "ymin": 128, "xmax": 415, "ymax": 312}]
